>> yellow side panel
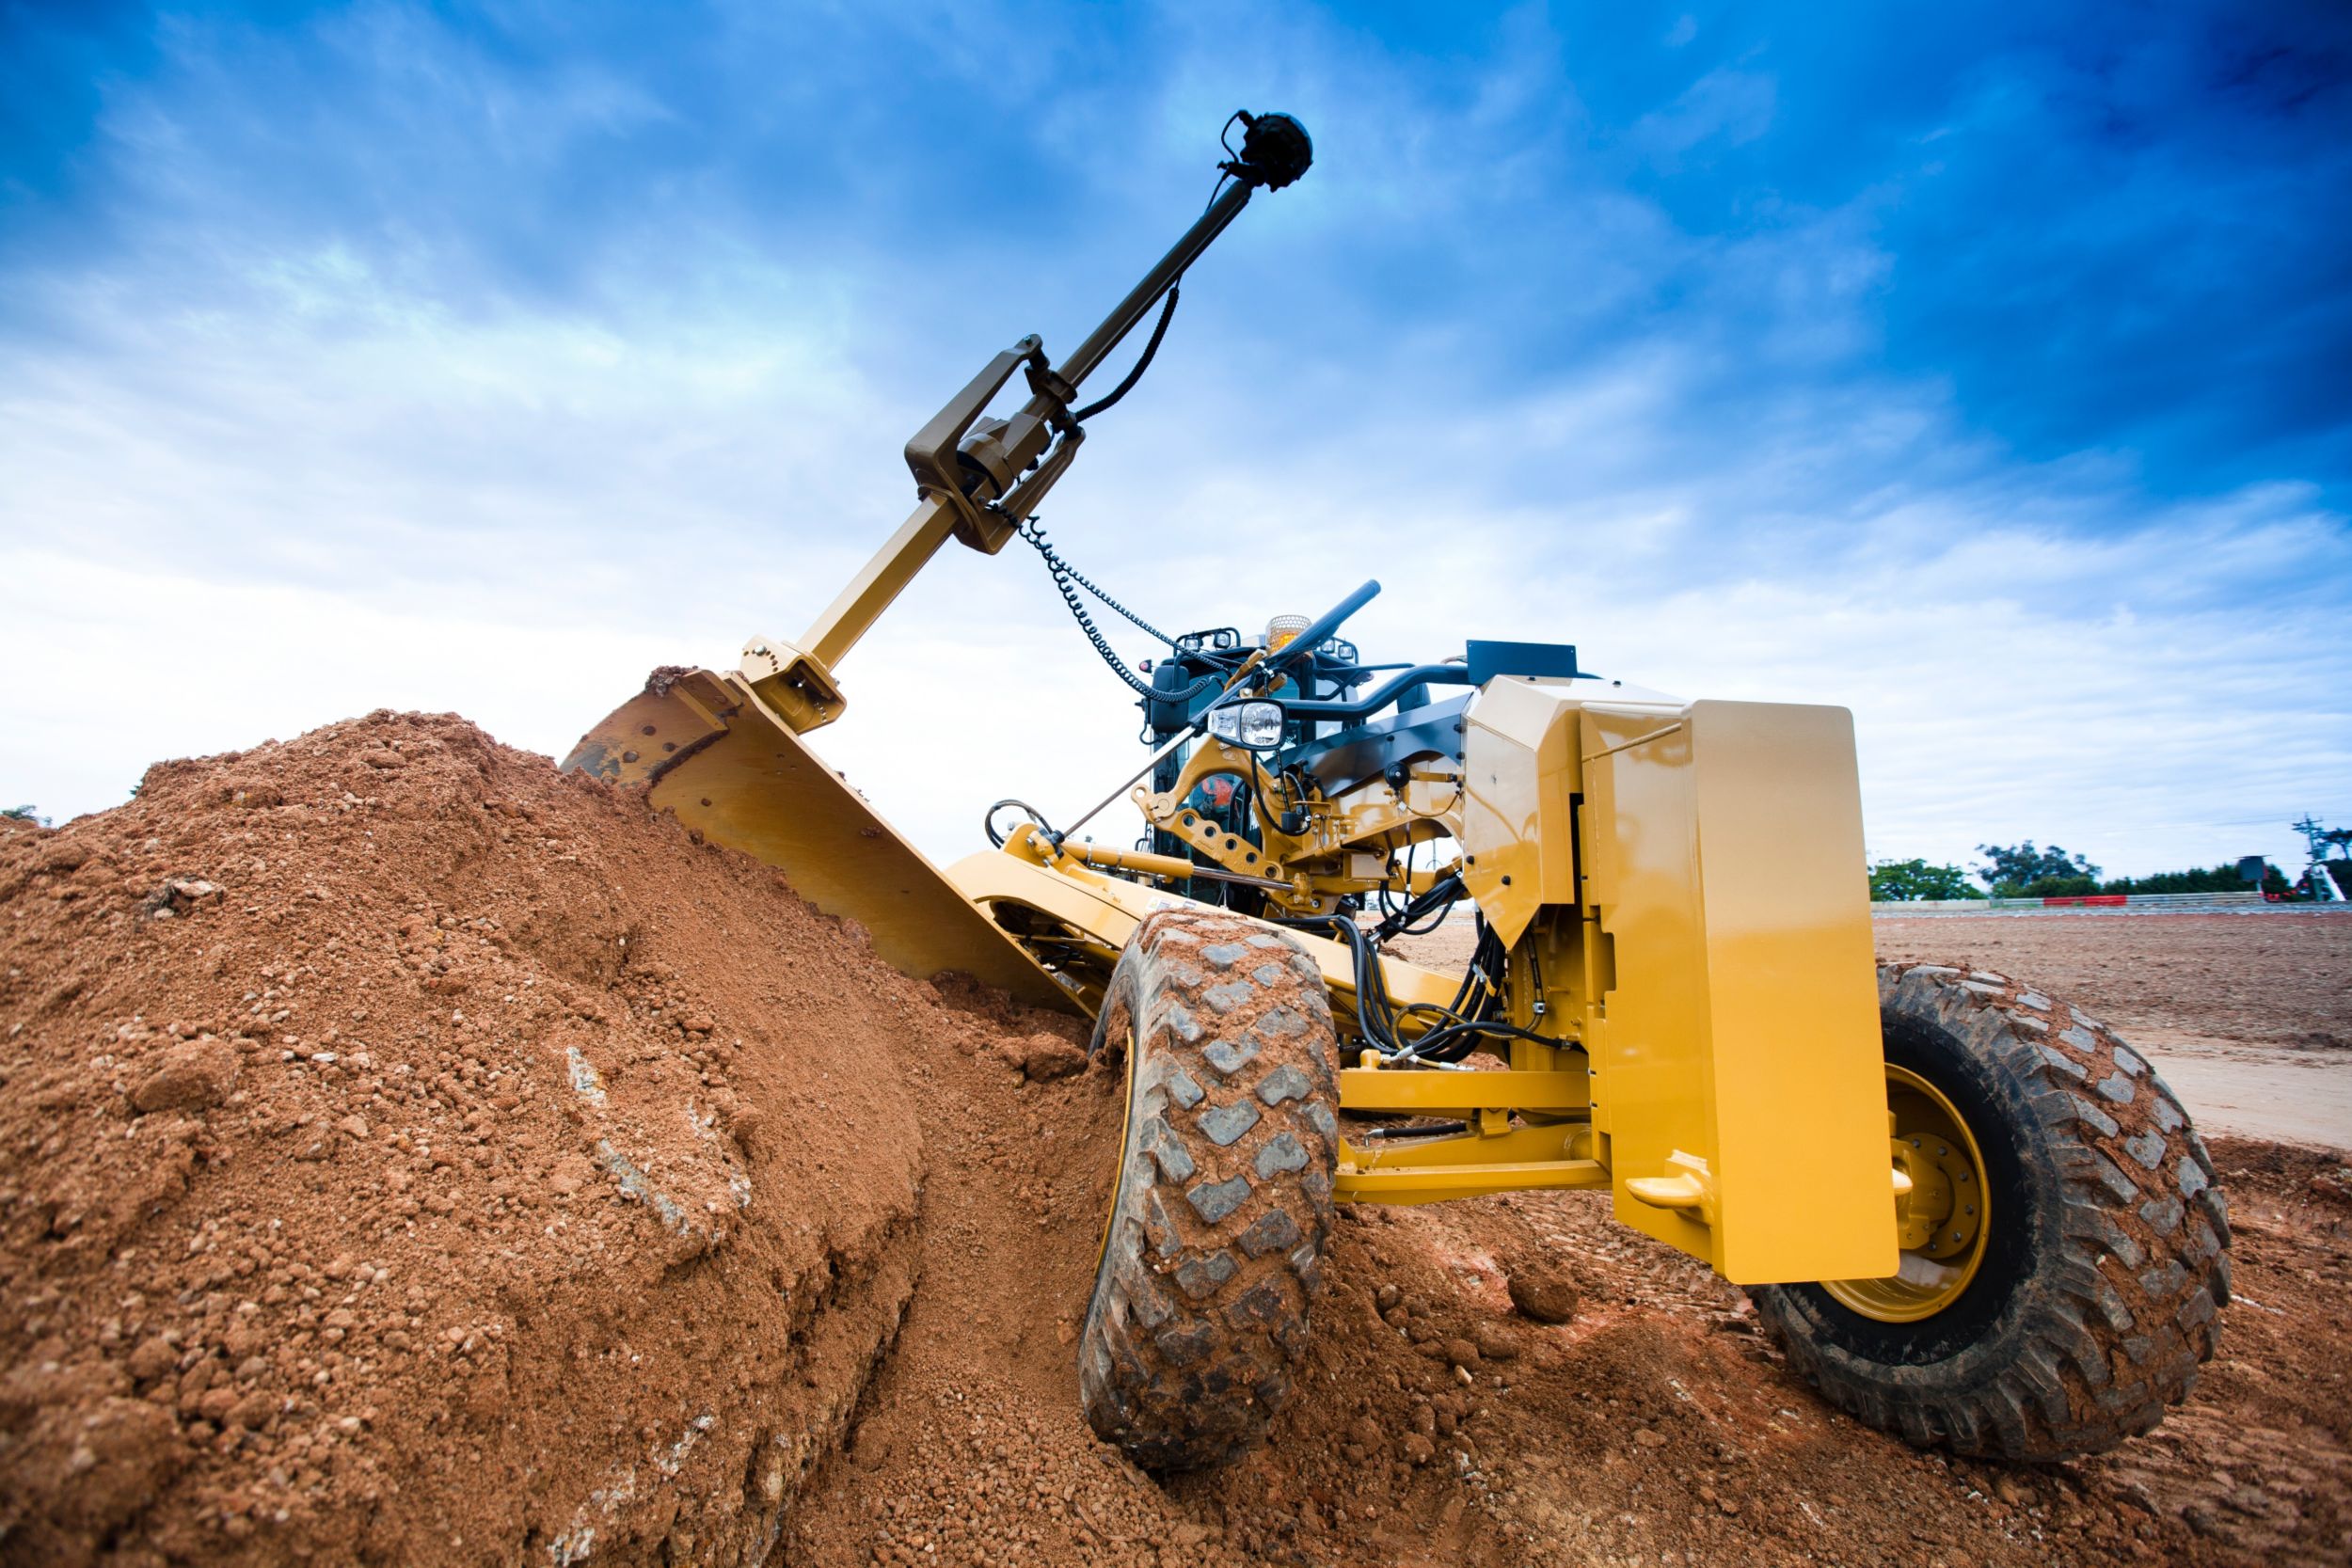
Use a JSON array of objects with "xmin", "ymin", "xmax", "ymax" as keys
[
  {"xmin": 1457, "ymin": 677, "xmax": 1585, "ymax": 945},
  {"xmin": 1582, "ymin": 699, "xmax": 1896, "ymax": 1284}
]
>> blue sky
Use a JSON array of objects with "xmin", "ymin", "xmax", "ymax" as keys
[{"xmin": 3, "ymin": 0, "xmax": 2347, "ymax": 879}]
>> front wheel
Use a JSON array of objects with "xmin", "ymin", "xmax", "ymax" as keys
[
  {"xmin": 1752, "ymin": 961, "xmax": 2230, "ymax": 1461},
  {"xmin": 1075, "ymin": 909, "xmax": 1341, "ymax": 1470}
]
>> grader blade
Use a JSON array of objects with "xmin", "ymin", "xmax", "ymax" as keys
[{"xmin": 564, "ymin": 666, "xmax": 1073, "ymax": 1010}]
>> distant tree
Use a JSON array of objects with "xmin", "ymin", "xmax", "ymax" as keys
[
  {"xmin": 2009, "ymin": 874, "xmax": 2101, "ymax": 898},
  {"xmin": 1975, "ymin": 841, "xmax": 2101, "ymax": 895},
  {"xmin": 2325, "ymin": 828, "xmax": 2352, "ymax": 861},
  {"xmin": 2100, "ymin": 863, "xmax": 2277, "ymax": 896},
  {"xmin": 1869, "ymin": 859, "xmax": 1985, "ymax": 901},
  {"xmin": 1, "ymin": 804, "xmax": 44, "ymax": 826}
]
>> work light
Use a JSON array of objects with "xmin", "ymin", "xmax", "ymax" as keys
[{"xmin": 1205, "ymin": 701, "xmax": 1285, "ymax": 750}]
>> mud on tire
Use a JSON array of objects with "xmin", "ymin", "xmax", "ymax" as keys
[
  {"xmin": 1076, "ymin": 909, "xmax": 1341, "ymax": 1470},
  {"xmin": 1752, "ymin": 961, "xmax": 2231, "ymax": 1462}
]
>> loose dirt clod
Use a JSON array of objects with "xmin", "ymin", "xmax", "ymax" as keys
[
  {"xmin": 3, "ymin": 714, "xmax": 2346, "ymax": 1567},
  {"xmin": 1502, "ymin": 1257, "xmax": 1581, "ymax": 1325}
]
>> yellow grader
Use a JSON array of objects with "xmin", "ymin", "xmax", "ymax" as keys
[{"xmin": 568, "ymin": 112, "xmax": 2229, "ymax": 1470}]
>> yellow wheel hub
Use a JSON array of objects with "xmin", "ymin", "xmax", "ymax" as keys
[{"xmin": 1824, "ymin": 1065, "xmax": 1990, "ymax": 1323}]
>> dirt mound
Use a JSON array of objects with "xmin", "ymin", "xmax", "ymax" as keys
[{"xmin": 0, "ymin": 712, "xmax": 1075, "ymax": 1565}]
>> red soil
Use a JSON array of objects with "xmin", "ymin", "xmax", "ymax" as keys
[
  {"xmin": 5, "ymin": 715, "xmax": 2346, "ymax": 1567},
  {"xmin": 0, "ymin": 713, "xmax": 1074, "ymax": 1565}
]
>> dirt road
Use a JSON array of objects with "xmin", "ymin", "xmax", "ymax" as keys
[{"xmin": 1875, "ymin": 911, "xmax": 2351, "ymax": 1149}]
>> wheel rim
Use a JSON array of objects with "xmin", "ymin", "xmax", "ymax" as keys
[{"xmin": 1823, "ymin": 1064, "xmax": 1991, "ymax": 1323}]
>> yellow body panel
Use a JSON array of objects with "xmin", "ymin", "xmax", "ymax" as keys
[
  {"xmin": 1580, "ymin": 698, "xmax": 1895, "ymax": 1284},
  {"xmin": 1456, "ymin": 677, "xmax": 1585, "ymax": 944}
]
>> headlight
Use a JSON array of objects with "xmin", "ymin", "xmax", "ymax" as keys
[{"xmin": 1206, "ymin": 700, "xmax": 1286, "ymax": 750}]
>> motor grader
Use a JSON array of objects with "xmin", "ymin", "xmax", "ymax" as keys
[{"xmin": 566, "ymin": 111, "xmax": 2229, "ymax": 1470}]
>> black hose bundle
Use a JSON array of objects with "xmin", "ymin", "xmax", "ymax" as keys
[{"xmin": 1275, "ymin": 904, "xmax": 1551, "ymax": 1065}]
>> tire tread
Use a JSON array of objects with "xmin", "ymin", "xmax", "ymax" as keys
[
  {"xmin": 1752, "ymin": 960, "xmax": 2231, "ymax": 1462},
  {"xmin": 1076, "ymin": 910, "xmax": 1339, "ymax": 1469}
]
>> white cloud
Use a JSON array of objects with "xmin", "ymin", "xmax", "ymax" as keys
[
  {"xmin": 8, "ymin": 235, "xmax": 2347, "ymax": 883},
  {"xmin": 3, "ymin": 15, "xmax": 2344, "ymax": 889},
  {"xmin": 1630, "ymin": 67, "xmax": 1779, "ymax": 166}
]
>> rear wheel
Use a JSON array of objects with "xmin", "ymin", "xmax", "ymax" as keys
[
  {"xmin": 1076, "ymin": 909, "xmax": 1340, "ymax": 1470},
  {"xmin": 1752, "ymin": 962, "xmax": 2230, "ymax": 1461}
]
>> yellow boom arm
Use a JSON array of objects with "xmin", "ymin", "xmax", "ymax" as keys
[{"xmin": 743, "ymin": 116, "xmax": 1313, "ymax": 734}]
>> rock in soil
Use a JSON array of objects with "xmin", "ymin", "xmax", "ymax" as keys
[{"xmin": 1503, "ymin": 1257, "xmax": 1581, "ymax": 1324}]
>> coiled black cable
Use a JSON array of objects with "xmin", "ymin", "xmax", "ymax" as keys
[
  {"xmin": 1020, "ymin": 517, "xmax": 1181, "ymax": 648},
  {"xmin": 1019, "ymin": 517, "xmax": 1218, "ymax": 703}
]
